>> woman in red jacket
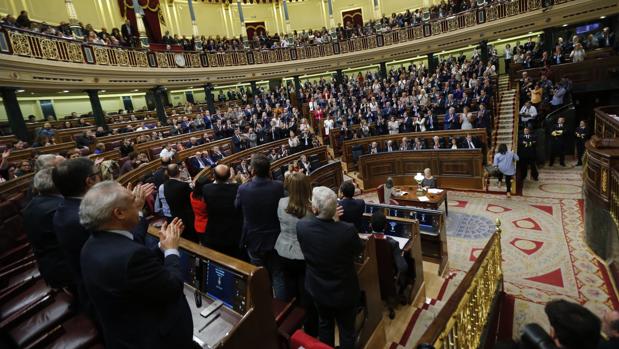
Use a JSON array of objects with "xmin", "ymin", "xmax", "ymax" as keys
[{"xmin": 190, "ymin": 176, "xmax": 210, "ymax": 240}]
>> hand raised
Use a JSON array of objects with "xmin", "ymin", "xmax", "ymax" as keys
[
  {"xmin": 159, "ymin": 217, "xmax": 183, "ymax": 251},
  {"xmin": 132, "ymin": 183, "xmax": 156, "ymax": 210}
]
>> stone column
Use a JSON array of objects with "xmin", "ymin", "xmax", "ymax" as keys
[
  {"xmin": 236, "ymin": 0, "xmax": 246, "ymax": 39},
  {"xmin": 132, "ymin": 0, "xmax": 150, "ymax": 47},
  {"xmin": 0, "ymin": 88, "xmax": 30, "ymax": 142},
  {"xmin": 327, "ymin": 0, "xmax": 335, "ymax": 29},
  {"xmin": 282, "ymin": 0, "xmax": 291, "ymax": 33},
  {"xmin": 85, "ymin": 89, "xmax": 108, "ymax": 129},
  {"xmin": 188, "ymin": 0, "xmax": 200, "ymax": 38},
  {"xmin": 64, "ymin": 0, "xmax": 81, "ymax": 37},
  {"xmin": 151, "ymin": 87, "xmax": 168, "ymax": 125}
]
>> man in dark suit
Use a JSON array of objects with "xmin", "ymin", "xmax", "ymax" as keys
[
  {"xmin": 338, "ymin": 181, "xmax": 365, "ymax": 233},
  {"xmin": 121, "ymin": 19, "xmax": 134, "ymax": 45},
  {"xmin": 52, "ymin": 158, "xmax": 102, "ymax": 312},
  {"xmin": 518, "ymin": 127, "xmax": 539, "ymax": 181},
  {"xmin": 202, "ymin": 165, "xmax": 243, "ymax": 257},
  {"xmin": 153, "ymin": 157, "xmax": 171, "ymax": 188},
  {"xmin": 235, "ymin": 154, "xmax": 285, "ymax": 298},
  {"xmin": 163, "ymin": 164, "xmax": 197, "ymax": 243},
  {"xmin": 297, "ymin": 186, "xmax": 362, "ymax": 349},
  {"xmin": 79, "ymin": 181, "xmax": 193, "ymax": 349},
  {"xmin": 232, "ymin": 128, "xmax": 244, "ymax": 152},
  {"xmin": 23, "ymin": 168, "xmax": 73, "ymax": 289}
]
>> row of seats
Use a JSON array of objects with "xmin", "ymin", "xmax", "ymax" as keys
[{"xmin": 0, "ymin": 192, "xmax": 102, "ymax": 348}]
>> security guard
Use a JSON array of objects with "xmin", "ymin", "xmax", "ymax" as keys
[
  {"xmin": 518, "ymin": 127, "xmax": 539, "ymax": 181},
  {"xmin": 549, "ymin": 117, "xmax": 567, "ymax": 167},
  {"xmin": 574, "ymin": 120, "xmax": 589, "ymax": 166}
]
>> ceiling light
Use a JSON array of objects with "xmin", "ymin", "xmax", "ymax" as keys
[
  {"xmin": 133, "ymin": 89, "xmax": 139, "ymax": 92},
  {"xmin": 16, "ymin": 89, "xmax": 24, "ymax": 93},
  {"xmin": 62, "ymin": 90, "xmax": 70, "ymax": 93},
  {"xmin": 30, "ymin": 92, "xmax": 35, "ymax": 95},
  {"xmin": 101, "ymin": 90, "xmax": 106, "ymax": 93},
  {"xmin": 600, "ymin": 16, "xmax": 606, "ymax": 19},
  {"xmin": 562, "ymin": 24, "xmax": 568, "ymax": 27}
]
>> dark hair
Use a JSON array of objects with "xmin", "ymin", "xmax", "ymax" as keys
[
  {"xmin": 52, "ymin": 157, "xmax": 95, "ymax": 197},
  {"xmin": 371, "ymin": 210, "xmax": 387, "ymax": 233},
  {"xmin": 251, "ymin": 154, "xmax": 270, "ymax": 178},
  {"xmin": 498, "ymin": 144, "xmax": 508, "ymax": 154},
  {"xmin": 192, "ymin": 176, "xmax": 211, "ymax": 199},
  {"xmin": 544, "ymin": 299, "xmax": 601, "ymax": 349},
  {"xmin": 340, "ymin": 180, "xmax": 355, "ymax": 198},
  {"xmin": 160, "ymin": 157, "xmax": 171, "ymax": 166}
]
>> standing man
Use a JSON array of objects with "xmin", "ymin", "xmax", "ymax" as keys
[
  {"xmin": 338, "ymin": 181, "xmax": 365, "ymax": 233},
  {"xmin": 202, "ymin": 165, "xmax": 243, "ymax": 257},
  {"xmin": 235, "ymin": 154, "xmax": 285, "ymax": 299},
  {"xmin": 518, "ymin": 127, "xmax": 539, "ymax": 181},
  {"xmin": 549, "ymin": 117, "xmax": 567, "ymax": 167},
  {"xmin": 79, "ymin": 181, "xmax": 193, "ymax": 348},
  {"xmin": 297, "ymin": 187, "xmax": 362, "ymax": 349},
  {"xmin": 574, "ymin": 120, "xmax": 589, "ymax": 166},
  {"xmin": 163, "ymin": 164, "xmax": 197, "ymax": 242},
  {"xmin": 52, "ymin": 158, "xmax": 102, "ymax": 312}
]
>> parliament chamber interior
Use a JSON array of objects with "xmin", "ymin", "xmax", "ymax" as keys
[{"xmin": 0, "ymin": 0, "xmax": 619, "ymax": 348}]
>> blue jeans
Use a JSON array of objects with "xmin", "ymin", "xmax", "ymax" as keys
[{"xmin": 248, "ymin": 250, "xmax": 286, "ymax": 300}]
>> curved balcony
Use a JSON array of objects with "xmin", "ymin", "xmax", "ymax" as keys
[{"xmin": 0, "ymin": 0, "xmax": 614, "ymax": 89}]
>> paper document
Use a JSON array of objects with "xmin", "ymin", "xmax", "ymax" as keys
[
  {"xmin": 417, "ymin": 196, "xmax": 430, "ymax": 202},
  {"xmin": 427, "ymin": 189, "xmax": 443, "ymax": 194},
  {"xmin": 390, "ymin": 236, "xmax": 410, "ymax": 250}
]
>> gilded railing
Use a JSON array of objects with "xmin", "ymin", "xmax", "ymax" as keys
[
  {"xmin": 610, "ymin": 167, "xmax": 619, "ymax": 228},
  {"xmin": 417, "ymin": 220, "xmax": 504, "ymax": 349},
  {"xmin": 0, "ymin": 0, "xmax": 552, "ymax": 69}
]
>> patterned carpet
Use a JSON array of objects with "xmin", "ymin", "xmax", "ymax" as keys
[{"xmin": 357, "ymin": 165, "xmax": 619, "ymax": 340}]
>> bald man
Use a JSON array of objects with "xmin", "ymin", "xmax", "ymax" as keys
[
  {"xmin": 601, "ymin": 310, "xmax": 619, "ymax": 348},
  {"xmin": 201, "ymin": 165, "xmax": 243, "ymax": 257}
]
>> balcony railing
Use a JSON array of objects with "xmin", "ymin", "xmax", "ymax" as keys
[
  {"xmin": 0, "ymin": 0, "xmax": 551, "ymax": 69},
  {"xmin": 416, "ymin": 222, "xmax": 504, "ymax": 348}
]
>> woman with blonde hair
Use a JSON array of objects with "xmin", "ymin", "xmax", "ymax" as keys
[{"xmin": 274, "ymin": 172, "xmax": 318, "ymax": 334}]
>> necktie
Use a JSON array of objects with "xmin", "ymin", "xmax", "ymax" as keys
[{"xmin": 469, "ymin": 141, "xmax": 474, "ymax": 149}]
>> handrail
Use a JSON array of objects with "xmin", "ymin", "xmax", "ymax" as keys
[
  {"xmin": 544, "ymin": 103, "xmax": 574, "ymax": 123},
  {"xmin": 0, "ymin": 0, "xmax": 553, "ymax": 69},
  {"xmin": 416, "ymin": 220, "xmax": 503, "ymax": 348}
]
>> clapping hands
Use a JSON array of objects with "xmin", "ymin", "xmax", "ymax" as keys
[{"xmin": 159, "ymin": 218, "xmax": 184, "ymax": 251}]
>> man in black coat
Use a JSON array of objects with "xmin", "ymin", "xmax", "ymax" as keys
[
  {"xmin": 235, "ymin": 154, "xmax": 285, "ymax": 298},
  {"xmin": 297, "ymin": 186, "xmax": 362, "ymax": 349},
  {"xmin": 202, "ymin": 165, "xmax": 243, "ymax": 257},
  {"xmin": 23, "ymin": 168, "xmax": 73, "ymax": 289},
  {"xmin": 120, "ymin": 19, "xmax": 134, "ymax": 44},
  {"xmin": 163, "ymin": 164, "xmax": 197, "ymax": 243},
  {"xmin": 549, "ymin": 117, "xmax": 567, "ymax": 167},
  {"xmin": 153, "ymin": 157, "xmax": 172, "ymax": 188},
  {"xmin": 52, "ymin": 158, "xmax": 102, "ymax": 312},
  {"xmin": 338, "ymin": 181, "xmax": 365, "ymax": 233},
  {"xmin": 518, "ymin": 127, "xmax": 539, "ymax": 181},
  {"xmin": 80, "ymin": 181, "xmax": 193, "ymax": 349}
]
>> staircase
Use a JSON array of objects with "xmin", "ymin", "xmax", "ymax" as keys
[
  {"xmin": 487, "ymin": 75, "xmax": 517, "ymax": 192},
  {"xmin": 387, "ymin": 271, "xmax": 464, "ymax": 349}
]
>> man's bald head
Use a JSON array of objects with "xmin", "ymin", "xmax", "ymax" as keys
[
  {"xmin": 214, "ymin": 165, "xmax": 230, "ymax": 182},
  {"xmin": 166, "ymin": 164, "xmax": 180, "ymax": 178},
  {"xmin": 161, "ymin": 157, "xmax": 171, "ymax": 166}
]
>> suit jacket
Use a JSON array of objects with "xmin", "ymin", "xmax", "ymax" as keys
[
  {"xmin": 81, "ymin": 231, "xmax": 193, "ymax": 349},
  {"xmin": 163, "ymin": 179, "xmax": 196, "ymax": 236},
  {"xmin": 339, "ymin": 198, "xmax": 366, "ymax": 233},
  {"xmin": 23, "ymin": 195, "xmax": 73, "ymax": 288},
  {"xmin": 202, "ymin": 182, "xmax": 243, "ymax": 248},
  {"xmin": 121, "ymin": 23, "xmax": 133, "ymax": 41},
  {"xmin": 235, "ymin": 177, "xmax": 285, "ymax": 254},
  {"xmin": 53, "ymin": 198, "xmax": 91, "ymax": 309},
  {"xmin": 297, "ymin": 216, "xmax": 361, "ymax": 307}
]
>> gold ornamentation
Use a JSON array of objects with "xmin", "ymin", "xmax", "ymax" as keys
[
  {"xmin": 238, "ymin": 52, "xmax": 248, "ymax": 65},
  {"xmin": 506, "ymin": 0, "xmax": 519, "ymax": 16},
  {"xmin": 190, "ymin": 53, "xmax": 200, "ymax": 68},
  {"xmin": 448, "ymin": 17, "xmax": 458, "ymax": 31},
  {"xmin": 528, "ymin": 0, "xmax": 542, "ymax": 10},
  {"xmin": 9, "ymin": 32, "xmax": 32, "ymax": 56},
  {"xmin": 41, "ymin": 39, "xmax": 59, "ymax": 60},
  {"xmin": 602, "ymin": 168, "xmax": 608, "ymax": 193},
  {"xmin": 135, "ymin": 51, "xmax": 148, "ymax": 67},
  {"xmin": 67, "ymin": 43, "xmax": 83, "ymax": 62},
  {"xmin": 116, "ymin": 49, "xmax": 129, "ymax": 66},
  {"xmin": 432, "ymin": 21, "xmax": 442, "ymax": 35},
  {"xmin": 94, "ymin": 47, "xmax": 110, "ymax": 65},
  {"xmin": 207, "ymin": 53, "xmax": 218, "ymax": 67},
  {"xmin": 413, "ymin": 26, "xmax": 423, "ymax": 39},
  {"xmin": 155, "ymin": 52, "xmax": 168, "ymax": 68}
]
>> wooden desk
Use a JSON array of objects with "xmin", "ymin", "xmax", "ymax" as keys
[{"xmin": 394, "ymin": 187, "xmax": 448, "ymax": 216}]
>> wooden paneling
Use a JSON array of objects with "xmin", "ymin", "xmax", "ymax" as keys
[
  {"xmin": 359, "ymin": 149, "xmax": 484, "ymax": 190},
  {"xmin": 309, "ymin": 161, "xmax": 344, "ymax": 193},
  {"xmin": 341, "ymin": 129, "xmax": 487, "ymax": 171}
]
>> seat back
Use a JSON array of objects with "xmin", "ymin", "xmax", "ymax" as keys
[{"xmin": 377, "ymin": 185, "xmax": 385, "ymax": 204}]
